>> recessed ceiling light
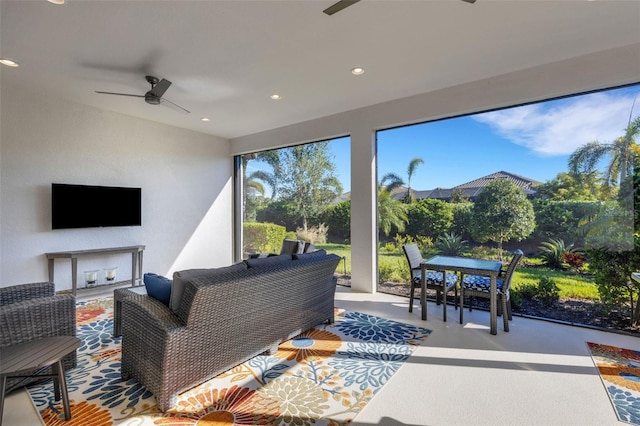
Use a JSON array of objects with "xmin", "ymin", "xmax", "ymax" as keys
[
  {"xmin": 270, "ymin": 94, "xmax": 281, "ymax": 100},
  {"xmin": 200, "ymin": 117, "xmax": 210, "ymax": 122},
  {"xmin": 351, "ymin": 67, "xmax": 365, "ymax": 75},
  {"xmin": 47, "ymin": 0, "xmax": 66, "ymax": 4},
  {"xmin": 0, "ymin": 58, "xmax": 19, "ymax": 67}
]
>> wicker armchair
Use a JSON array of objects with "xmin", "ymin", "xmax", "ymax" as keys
[{"xmin": 0, "ymin": 282, "xmax": 76, "ymax": 393}]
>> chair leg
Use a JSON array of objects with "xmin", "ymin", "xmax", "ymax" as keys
[
  {"xmin": 459, "ymin": 288, "xmax": 464, "ymax": 324},
  {"xmin": 454, "ymin": 286, "xmax": 458, "ymax": 310},
  {"xmin": 502, "ymin": 296, "xmax": 510, "ymax": 332},
  {"xmin": 506, "ymin": 297, "xmax": 513, "ymax": 321},
  {"xmin": 409, "ymin": 284, "xmax": 415, "ymax": 313}
]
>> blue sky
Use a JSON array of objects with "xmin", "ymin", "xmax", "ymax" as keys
[{"xmin": 249, "ymin": 83, "xmax": 640, "ymax": 194}]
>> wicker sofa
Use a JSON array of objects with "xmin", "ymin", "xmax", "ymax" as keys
[
  {"xmin": 0, "ymin": 282, "xmax": 77, "ymax": 392},
  {"xmin": 120, "ymin": 251, "xmax": 341, "ymax": 411}
]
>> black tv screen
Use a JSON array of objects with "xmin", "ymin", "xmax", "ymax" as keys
[{"xmin": 52, "ymin": 183, "xmax": 142, "ymax": 229}]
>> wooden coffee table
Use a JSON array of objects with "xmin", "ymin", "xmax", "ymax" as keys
[{"xmin": 0, "ymin": 336, "xmax": 80, "ymax": 422}]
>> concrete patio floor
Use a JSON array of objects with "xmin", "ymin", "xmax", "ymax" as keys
[{"xmin": 3, "ymin": 285, "xmax": 639, "ymax": 425}]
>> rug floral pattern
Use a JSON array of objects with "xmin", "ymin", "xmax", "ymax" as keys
[
  {"xmin": 28, "ymin": 298, "xmax": 431, "ymax": 425},
  {"xmin": 587, "ymin": 341, "xmax": 640, "ymax": 425}
]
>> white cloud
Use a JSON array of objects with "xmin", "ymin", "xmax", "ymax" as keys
[{"xmin": 473, "ymin": 90, "xmax": 639, "ymax": 156}]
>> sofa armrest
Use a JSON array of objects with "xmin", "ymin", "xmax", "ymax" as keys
[
  {"xmin": 0, "ymin": 282, "xmax": 55, "ymax": 306},
  {"xmin": 0, "ymin": 293, "xmax": 76, "ymax": 347},
  {"xmin": 121, "ymin": 295, "xmax": 185, "ymax": 339}
]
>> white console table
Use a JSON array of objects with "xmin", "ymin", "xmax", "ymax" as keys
[{"xmin": 46, "ymin": 245, "xmax": 145, "ymax": 295}]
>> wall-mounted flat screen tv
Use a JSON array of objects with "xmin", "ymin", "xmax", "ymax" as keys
[{"xmin": 52, "ymin": 183, "xmax": 142, "ymax": 229}]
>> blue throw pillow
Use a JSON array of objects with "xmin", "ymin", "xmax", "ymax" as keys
[{"xmin": 144, "ymin": 273, "xmax": 172, "ymax": 307}]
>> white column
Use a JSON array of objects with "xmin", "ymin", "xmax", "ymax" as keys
[{"xmin": 349, "ymin": 126, "xmax": 377, "ymax": 293}]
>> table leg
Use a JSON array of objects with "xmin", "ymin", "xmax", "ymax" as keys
[
  {"xmin": 48, "ymin": 258, "xmax": 55, "ymax": 283},
  {"xmin": 421, "ymin": 265, "xmax": 427, "ymax": 320},
  {"xmin": 71, "ymin": 258, "xmax": 78, "ymax": 296},
  {"xmin": 55, "ymin": 360, "xmax": 72, "ymax": 420},
  {"xmin": 131, "ymin": 252, "xmax": 137, "ymax": 287},
  {"xmin": 138, "ymin": 250, "xmax": 144, "ymax": 286},
  {"xmin": 442, "ymin": 271, "xmax": 447, "ymax": 322},
  {"xmin": 0, "ymin": 374, "xmax": 6, "ymax": 425},
  {"xmin": 490, "ymin": 273, "xmax": 497, "ymax": 335}
]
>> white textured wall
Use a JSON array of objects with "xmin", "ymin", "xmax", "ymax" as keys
[{"xmin": 0, "ymin": 84, "xmax": 233, "ymax": 290}]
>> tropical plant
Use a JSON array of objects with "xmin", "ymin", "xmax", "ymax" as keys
[
  {"xmin": 538, "ymin": 238, "xmax": 580, "ymax": 270},
  {"xmin": 568, "ymin": 113, "xmax": 640, "ymax": 188},
  {"xmin": 378, "ymin": 173, "xmax": 408, "ymax": 236},
  {"xmin": 562, "ymin": 252, "xmax": 587, "ymax": 273},
  {"xmin": 471, "ymin": 178, "xmax": 536, "ymax": 256},
  {"xmin": 402, "ymin": 157, "xmax": 424, "ymax": 203},
  {"xmin": 435, "ymin": 232, "xmax": 467, "ymax": 256}
]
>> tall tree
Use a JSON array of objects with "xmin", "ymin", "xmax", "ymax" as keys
[
  {"xmin": 471, "ymin": 178, "xmax": 536, "ymax": 255},
  {"xmin": 534, "ymin": 171, "xmax": 612, "ymax": 201},
  {"xmin": 403, "ymin": 157, "xmax": 424, "ymax": 203},
  {"xmin": 378, "ymin": 173, "xmax": 408, "ymax": 236},
  {"xmin": 242, "ymin": 153, "xmax": 279, "ymax": 221},
  {"xmin": 277, "ymin": 142, "xmax": 342, "ymax": 231},
  {"xmin": 568, "ymin": 113, "xmax": 640, "ymax": 188}
]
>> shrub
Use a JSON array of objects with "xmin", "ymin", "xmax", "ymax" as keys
[
  {"xmin": 405, "ymin": 199, "xmax": 454, "ymax": 240},
  {"xmin": 588, "ymin": 235, "xmax": 640, "ymax": 325},
  {"xmin": 378, "ymin": 256, "xmax": 408, "ymax": 283},
  {"xmin": 470, "ymin": 245, "xmax": 504, "ymax": 261},
  {"xmin": 536, "ymin": 277, "xmax": 560, "ymax": 307},
  {"xmin": 320, "ymin": 199, "xmax": 350, "ymax": 243},
  {"xmin": 514, "ymin": 282, "xmax": 538, "ymax": 300},
  {"xmin": 393, "ymin": 233, "xmax": 433, "ymax": 253},
  {"xmin": 379, "ymin": 242, "xmax": 398, "ymax": 253},
  {"xmin": 435, "ymin": 232, "xmax": 467, "ymax": 256},
  {"xmin": 243, "ymin": 222, "xmax": 286, "ymax": 255},
  {"xmin": 296, "ymin": 223, "xmax": 328, "ymax": 244}
]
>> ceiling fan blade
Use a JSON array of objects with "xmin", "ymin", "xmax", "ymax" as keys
[
  {"xmin": 461, "ymin": 0, "xmax": 477, "ymax": 3},
  {"xmin": 95, "ymin": 91, "xmax": 145, "ymax": 98},
  {"xmin": 323, "ymin": 0, "xmax": 361, "ymax": 16},
  {"xmin": 149, "ymin": 78, "xmax": 172, "ymax": 98},
  {"xmin": 160, "ymin": 97, "xmax": 190, "ymax": 114}
]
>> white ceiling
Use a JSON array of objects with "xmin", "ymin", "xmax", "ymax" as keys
[{"xmin": 1, "ymin": 0, "xmax": 639, "ymax": 139}]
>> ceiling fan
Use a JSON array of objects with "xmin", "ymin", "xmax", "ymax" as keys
[
  {"xmin": 323, "ymin": 0, "xmax": 476, "ymax": 16},
  {"xmin": 95, "ymin": 75, "xmax": 190, "ymax": 114}
]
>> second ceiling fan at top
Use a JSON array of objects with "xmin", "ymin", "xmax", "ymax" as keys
[
  {"xmin": 95, "ymin": 75, "xmax": 190, "ymax": 114},
  {"xmin": 323, "ymin": 0, "xmax": 476, "ymax": 16}
]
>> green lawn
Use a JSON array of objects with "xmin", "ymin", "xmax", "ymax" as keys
[
  {"xmin": 513, "ymin": 267, "xmax": 599, "ymax": 300},
  {"xmin": 318, "ymin": 243, "xmax": 599, "ymax": 301}
]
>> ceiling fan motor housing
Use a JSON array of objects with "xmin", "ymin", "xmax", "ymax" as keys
[{"xmin": 144, "ymin": 93, "xmax": 161, "ymax": 105}]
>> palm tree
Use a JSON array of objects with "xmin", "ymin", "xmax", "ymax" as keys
[
  {"xmin": 403, "ymin": 157, "xmax": 424, "ymax": 203},
  {"xmin": 378, "ymin": 173, "xmax": 408, "ymax": 236},
  {"xmin": 568, "ymin": 109, "xmax": 640, "ymax": 188}
]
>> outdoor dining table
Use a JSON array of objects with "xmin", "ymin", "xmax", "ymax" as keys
[{"xmin": 421, "ymin": 255, "xmax": 503, "ymax": 335}]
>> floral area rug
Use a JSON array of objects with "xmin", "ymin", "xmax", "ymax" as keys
[
  {"xmin": 28, "ymin": 297, "xmax": 431, "ymax": 425},
  {"xmin": 587, "ymin": 341, "xmax": 640, "ymax": 425}
]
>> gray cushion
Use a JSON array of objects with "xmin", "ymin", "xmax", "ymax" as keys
[
  {"xmin": 245, "ymin": 253, "xmax": 293, "ymax": 268},
  {"xmin": 293, "ymin": 249, "xmax": 327, "ymax": 260},
  {"xmin": 280, "ymin": 239, "xmax": 305, "ymax": 255},
  {"xmin": 170, "ymin": 262, "xmax": 248, "ymax": 312}
]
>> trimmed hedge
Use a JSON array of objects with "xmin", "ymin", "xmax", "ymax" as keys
[{"xmin": 243, "ymin": 222, "xmax": 286, "ymax": 255}]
